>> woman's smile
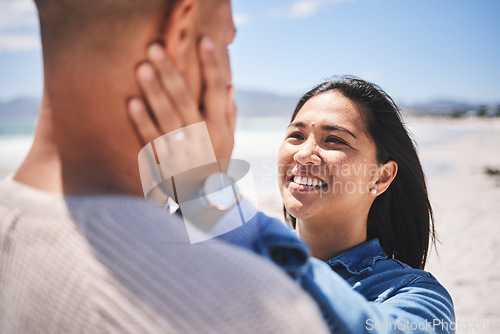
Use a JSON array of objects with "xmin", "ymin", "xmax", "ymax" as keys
[
  {"xmin": 291, "ymin": 175, "xmax": 327, "ymax": 188},
  {"xmin": 288, "ymin": 167, "xmax": 329, "ymax": 192}
]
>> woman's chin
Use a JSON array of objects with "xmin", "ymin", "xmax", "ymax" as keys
[{"xmin": 285, "ymin": 198, "xmax": 314, "ymax": 220}]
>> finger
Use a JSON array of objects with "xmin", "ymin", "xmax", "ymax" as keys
[
  {"xmin": 222, "ymin": 47, "xmax": 232, "ymax": 88},
  {"xmin": 226, "ymin": 85, "xmax": 237, "ymax": 135},
  {"xmin": 147, "ymin": 44, "xmax": 202, "ymax": 125},
  {"xmin": 199, "ymin": 37, "xmax": 227, "ymax": 125},
  {"xmin": 137, "ymin": 62, "xmax": 183, "ymax": 134},
  {"xmin": 128, "ymin": 97, "xmax": 161, "ymax": 144}
]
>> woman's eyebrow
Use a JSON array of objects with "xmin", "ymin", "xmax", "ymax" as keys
[
  {"xmin": 289, "ymin": 121, "xmax": 357, "ymax": 139},
  {"xmin": 322, "ymin": 125, "xmax": 357, "ymax": 139}
]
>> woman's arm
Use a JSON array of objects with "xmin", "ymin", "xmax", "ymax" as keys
[
  {"xmin": 303, "ymin": 257, "xmax": 455, "ymax": 334},
  {"xmin": 129, "ymin": 38, "xmax": 236, "ymax": 209},
  {"xmin": 219, "ymin": 210, "xmax": 455, "ymax": 334}
]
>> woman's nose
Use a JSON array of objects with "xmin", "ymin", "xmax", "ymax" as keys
[{"xmin": 293, "ymin": 139, "xmax": 321, "ymax": 165}]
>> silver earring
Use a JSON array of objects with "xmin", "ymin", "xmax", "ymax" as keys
[{"xmin": 370, "ymin": 189, "xmax": 377, "ymax": 195}]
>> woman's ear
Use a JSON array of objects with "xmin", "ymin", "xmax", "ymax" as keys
[
  {"xmin": 373, "ymin": 160, "xmax": 398, "ymax": 195},
  {"xmin": 163, "ymin": 0, "xmax": 199, "ymax": 69}
]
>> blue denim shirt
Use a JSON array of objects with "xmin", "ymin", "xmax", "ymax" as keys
[{"xmin": 218, "ymin": 210, "xmax": 455, "ymax": 334}]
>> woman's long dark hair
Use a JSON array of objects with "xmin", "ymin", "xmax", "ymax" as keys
[{"xmin": 284, "ymin": 76, "xmax": 435, "ymax": 270}]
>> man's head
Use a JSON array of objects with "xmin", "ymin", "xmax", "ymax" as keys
[
  {"xmin": 19, "ymin": 0, "xmax": 235, "ymax": 195},
  {"xmin": 34, "ymin": 0, "xmax": 235, "ymax": 104}
]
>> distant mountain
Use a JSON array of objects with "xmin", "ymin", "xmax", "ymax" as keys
[
  {"xmin": 404, "ymin": 100, "xmax": 480, "ymax": 115},
  {"xmin": 0, "ymin": 94, "xmax": 498, "ymax": 124},
  {"xmin": 235, "ymin": 92, "xmax": 499, "ymax": 117},
  {"xmin": 235, "ymin": 90, "xmax": 300, "ymax": 117},
  {"xmin": 0, "ymin": 97, "xmax": 40, "ymax": 124},
  {"xmin": 0, "ymin": 91, "xmax": 300, "ymax": 122}
]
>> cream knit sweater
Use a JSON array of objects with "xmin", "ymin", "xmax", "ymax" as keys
[{"xmin": 0, "ymin": 177, "xmax": 328, "ymax": 334}]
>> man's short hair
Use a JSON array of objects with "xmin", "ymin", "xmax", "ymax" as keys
[{"xmin": 34, "ymin": 0, "xmax": 180, "ymax": 60}]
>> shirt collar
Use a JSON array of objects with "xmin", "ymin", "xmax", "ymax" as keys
[{"xmin": 326, "ymin": 238, "xmax": 387, "ymax": 275}]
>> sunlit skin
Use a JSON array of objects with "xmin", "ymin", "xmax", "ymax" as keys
[
  {"xmin": 175, "ymin": 0, "xmax": 236, "ymax": 103},
  {"xmin": 278, "ymin": 91, "xmax": 397, "ymax": 261}
]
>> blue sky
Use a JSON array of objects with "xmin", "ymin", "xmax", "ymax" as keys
[{"xmin": 0, "ymin": 0, "xmax": 499, "ymax": 104}]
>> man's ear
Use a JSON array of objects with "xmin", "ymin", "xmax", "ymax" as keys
[
  {"xmin": 163, "ymin": 0, "xmax": 199, "ymax": 69},
  {"xmin": 373, "ymin": 160, "xmax": 398, "ymax": 196}
]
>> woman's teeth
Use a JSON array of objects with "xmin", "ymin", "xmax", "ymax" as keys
[{"xmin": 293, "ymin": 176, "xmax": 325, "ymax": 187}]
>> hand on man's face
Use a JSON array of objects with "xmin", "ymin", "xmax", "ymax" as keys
[
  {"xmin": 129, "ymin": 35, "xmax": 236, "ymax": 206},
  {"xmin": 129, "ymin": 36, "xmax": 236, "ymax": 157}
]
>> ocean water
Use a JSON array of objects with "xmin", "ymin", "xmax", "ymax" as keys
[
  {"xmin": 0, "ymin": 134, "xmax": 34, "ymax": 178},
  {"xmin": 0, "ymin": 123, "xmax": 37, "ymax": 136}
]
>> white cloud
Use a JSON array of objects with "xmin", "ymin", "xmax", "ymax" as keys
[
  {"xmin": 268, "ymin": 0, "xmax": 353, "ymax": 19},
  {"xmin": 0, "ymin": 32, "xmax": 41, "ymax": 53},
  {"xmin": 288, "ymin": 0, "xmax": 323, "ymax": 18},
  {"xmin": 0, "ymin": 0, "xmax": 40, "ymax": 52},
  {"xmin": 0, "ymin": 0, "xmax": 38, "ymax": 30},
  {"xmin": 234, "ymin": 13, "xmax": 252, "ymax": 26}
]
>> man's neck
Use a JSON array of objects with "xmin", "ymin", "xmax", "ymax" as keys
[{"xmin": 14, "ymin": 69, "xmax": 144, "ymax": 197}]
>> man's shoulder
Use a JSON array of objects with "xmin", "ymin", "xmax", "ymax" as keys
[{"xmin": 0, "ymin": 178, "xmax": 328, "ymax": 333}]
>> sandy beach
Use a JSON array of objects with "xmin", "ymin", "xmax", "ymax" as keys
[{"xmin": 414, "ymin": 117, "xmax": 500, "ymax": 333}]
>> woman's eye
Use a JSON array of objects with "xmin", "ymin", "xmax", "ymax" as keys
[
  {"xmin": 288, "ymin": 133, "xmax": 304, "ymax": 140},
  {"xmin": 326, "ymin": 136, "xmax": 346, "ymax": 145}
]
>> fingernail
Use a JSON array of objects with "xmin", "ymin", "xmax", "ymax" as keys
[
  {"xmin": 129, "ymin": 98, "xmax": 144, "ymax": 115},
  {"xmin": 138, "ymin": 63, "xmax": 155, "ymax": 81},
  {"xmin": 148, "ymin": 44, "xmax": 165, "ymax": 61},
  {"xmin": 202, "ymin": 37, "xmax": 215, "ymax": 52}
]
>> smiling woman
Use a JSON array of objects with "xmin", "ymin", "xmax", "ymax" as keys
[
  {"xmin": 280, "ymin": 76, "xmax": 432, "ymax": 270},
  {"xmin": 272, "ymin": 76, "xmax": 454, "ymax": 333}
]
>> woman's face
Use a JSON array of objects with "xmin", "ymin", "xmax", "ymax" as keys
[{"xmin": 278, "ymin": 91, "xmax": 380, "ymax": 226}]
